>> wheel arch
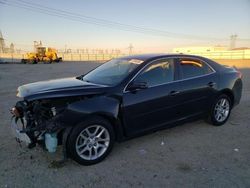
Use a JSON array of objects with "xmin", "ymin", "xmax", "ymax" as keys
[
  {"xmin": 83, "ymin": 113, "xmax": 126, "ymax": 142},
  {"xmin": 218, "ymin": 89, "xmax": 235, "ymax": 106}
]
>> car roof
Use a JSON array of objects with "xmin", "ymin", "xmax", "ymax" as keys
[
  {"xmin": 121, "ymin": 53, "xmax": 206, "ymax": 61},
  {"xmin": 120, "ymin": 53, "xmax": 223, "ymax": 72}
]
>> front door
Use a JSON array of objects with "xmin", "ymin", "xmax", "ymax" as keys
[{"xmin": 122, "ymin": 58, "xmax": 181, "ymax": 136}]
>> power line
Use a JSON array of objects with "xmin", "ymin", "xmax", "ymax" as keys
[
  {"xmin": 0, "ymin": 1, "xmax": 218, "ymax": 40},
  {"xmin": 1, "ymin": 0, "xmax": 250, "ymax": 42},
  {"xmin": 14, "ymin": 0, "xmax": 228, "ymax": 40},
  {"xmin": 0, "ymin": 0, "xmax": 246, "ymax": 41}
]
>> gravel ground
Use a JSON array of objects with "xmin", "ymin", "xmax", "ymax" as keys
[{"xmin": 0, "ymin": 62, "xmax": 249, "ymax": 188}]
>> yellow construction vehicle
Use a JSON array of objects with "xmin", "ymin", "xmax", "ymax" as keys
[{"xmin": 21, "ymin": 46, "xmax": 62, "ymax": 64}]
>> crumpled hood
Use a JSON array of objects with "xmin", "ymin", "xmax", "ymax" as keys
[{"xmin": 17, "ymin": 77, "xmax": 108, "ymax": 100}]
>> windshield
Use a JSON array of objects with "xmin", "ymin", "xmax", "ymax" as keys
[{"xmin": 81, "ymin": 58, "xmax": 144, "ymax": 85}]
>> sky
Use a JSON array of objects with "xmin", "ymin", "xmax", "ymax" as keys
[{"xmin": 0, "ymin": 0, "xmax": 250, "ymax": 53}]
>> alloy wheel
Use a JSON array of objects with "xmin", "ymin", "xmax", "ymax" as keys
[
  {"xmin": 214, "ymin": 98, "xmax": 230, "ymax": 122},
  {"xmin": 75, "ymin": 125, "xmax": 110, "ymax": 160}
]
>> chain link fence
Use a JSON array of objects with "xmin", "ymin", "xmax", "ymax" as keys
[
  {"xmin": 1, "ymin": 50, "xmax": 250, "ymax": 64},
  {"xmin": 0, "ymin": 53, "xmax": 128, "ymax": 63},
  {"xmin": 58, "ymin": 53, "xmax": 127, "ymax": 61}
]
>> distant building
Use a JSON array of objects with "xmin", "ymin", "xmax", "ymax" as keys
[
  {"xmin": 173, "ymin": 46, "xmax": 227, "ymax": 53},
  {"xmin": 173, "ymin": 46, "xmax": 250, "ymax": 59}
]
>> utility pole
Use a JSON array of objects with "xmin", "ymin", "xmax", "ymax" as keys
[
  {"xmin": 230, "ymin": 34, "xmax": 237, "ymax": 49},
  {"xmin": 128, "ymin": 43, "xmax": 133, "ymax": 55},
  {"xmin": 0, "ymin": 31, "xmax": 6, "ymax": 53},
  {"xmin": 33, "ymin": 41, "xmax": 37, "ymax": 52},
  {"xmin": 64, "ymin": 45, "xmax": 67, "ymax": 53}
]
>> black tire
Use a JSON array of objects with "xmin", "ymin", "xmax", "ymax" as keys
[
  {"xmin": 67, "ymin": 116, "xmax": 115, "ymax": 165},
  {"xmin": 207, "ymin": 94, "xmax": 232, "ymax": 126}
]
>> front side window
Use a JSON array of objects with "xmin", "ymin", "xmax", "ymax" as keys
[
  {"xmin": 134, "ymin": 59, "xmax": 175, "ymax": 87},
  {"xmin": 179, "ymin": 58, "xmax": 213, "ymax": 79}
]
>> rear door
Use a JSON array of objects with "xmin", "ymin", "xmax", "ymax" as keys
[{"xmin": 175, "ymin": 57, "xmax": 218, "ymax": 118}]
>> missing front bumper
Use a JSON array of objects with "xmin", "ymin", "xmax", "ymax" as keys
[{"xmin": 10, "ymin": 118, "xmax": 31, "ymax": 144}]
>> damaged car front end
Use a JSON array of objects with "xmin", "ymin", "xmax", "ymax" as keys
[
  {"xmin": 11, "ymin": 97, "xmax": 72, "ymax": 150},
  {"xmin": 10, "ymin": 77, "xmax": 114, "ymax": 157}
]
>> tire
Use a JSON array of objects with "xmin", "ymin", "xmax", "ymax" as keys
[
  {"xmin": 67, "ymin": 116, "xmax": 115, "ymax": 165},
  {"xmin": 208, "ymin": 94, "xmax": 232, "ymax": 126}
]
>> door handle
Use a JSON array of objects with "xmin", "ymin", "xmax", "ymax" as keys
[
  {"xmin": 169, "ymin": 90, "xmax": 180, "ymax": 96},
  {"xmin": 208, "ymin": 82, "xmax": 216, "ymax": 87}
]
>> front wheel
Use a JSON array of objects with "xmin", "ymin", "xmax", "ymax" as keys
[
  {"xmin": 67, "ymin": 117, "xmax": 115, "ymax": 165},
  {"xmin": 208, "ymin": 94, "xmax": 232, "ymax": 126}
]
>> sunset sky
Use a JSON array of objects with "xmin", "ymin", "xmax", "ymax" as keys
[{"xmin": 0, "ymin": 0, "xmax": 250, "ymax": 52}]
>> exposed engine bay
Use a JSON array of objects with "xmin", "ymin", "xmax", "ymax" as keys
[{"xmin": 11, "ymin": 97, "xmax": 83, "ymax": 150}]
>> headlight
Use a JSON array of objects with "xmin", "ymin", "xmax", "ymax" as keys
[{"xmin": 11, "ymin": 107, "xmax": 21, "ymax": 117}]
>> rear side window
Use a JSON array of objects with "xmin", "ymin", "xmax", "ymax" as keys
[
  {"xmin": 179, "ymin": 58, "xmax": 213, "ymax": 79},
  {"xmin": 135, "ymin": 58, "xmax": 174, "ymax": 87}
]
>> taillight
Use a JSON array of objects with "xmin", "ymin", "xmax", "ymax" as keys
[
  {"xmin": 234, "ymin": 66, "xmax": 242, "ymax": 79},
  {"xmin": 237, "ymin": 71, "xmax": 243, "ymax": 79}
]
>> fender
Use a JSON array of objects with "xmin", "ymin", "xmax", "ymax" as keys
[
  {"xmin": 68, "ymin": 95, "xmax": 120, "ymax": 117},
  {"xmin": 61, "ymin": 95, "xmax": 121, "ymax": 126},
  {"xmin": 218, "ymin": 70, "xmax": 242, "ymax": 107},
  {"xmin": 232, "ymin": 79, "xmax": 243, "ymax": 106}
]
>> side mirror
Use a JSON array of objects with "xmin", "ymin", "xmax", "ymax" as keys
[
  {"xmin": 127, "ymin": 81, "xmax": 148, "ymax": 91},
  {"xmin": 76, "ymin": 75, "xmax": 85, "ymax": 80}
]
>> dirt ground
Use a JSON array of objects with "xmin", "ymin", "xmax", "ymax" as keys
[{"xmin": 0, "ymin": 62, "xmax": 249, "ymax": 188}]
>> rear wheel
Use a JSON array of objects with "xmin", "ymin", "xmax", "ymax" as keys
[
  {"xmin": 208, "ymin": 94, "xmax": 232, "ymax": 126},
  {"xmin": 67, "ymin": 117, "xmax": 115, "ymax": 165}
]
